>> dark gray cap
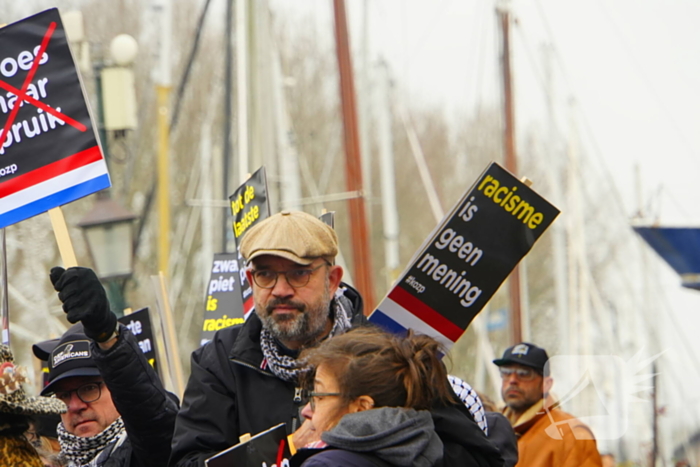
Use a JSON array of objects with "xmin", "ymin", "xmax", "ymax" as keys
[
  {"xmin": 493, "ymin": 342, "xmax": 550, "ymax": 375},
  {"xmin": 35, "ymin": 324, "xmax": 101, "ymax": 396}
]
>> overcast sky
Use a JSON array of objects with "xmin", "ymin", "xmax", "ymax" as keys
[{"xmin": 272, "ymin": 0, "xmax": 700, "ymax": 443}]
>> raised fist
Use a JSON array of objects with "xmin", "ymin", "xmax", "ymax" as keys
[{"xmin": 50, "ymin": 267, "xmax": 117, "ymax": 342}]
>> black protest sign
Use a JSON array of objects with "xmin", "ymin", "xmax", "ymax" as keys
[
  {"xmin": 230, "ymin": 166, "xmax": 270, "ymax": 244},
  {"xmin": 370, "ymin": 162, "xmax": 560, "ymax": 349},
  {"xmin": 229, "ymin": 167, "xmax": 270, "ymax": 315},
  {"xmin": 118, "ymin": 308, "xmax": 158, "ymax": 372},
  {"xmin": 0, "ymin": 8, "xmax": 109, "ymax": 229},
  {"xmin": 205, "ymin": 423, "xmax": 292, "ymax": 467},
  {"xmin": 199, "ymin": 252, "xmax": 245, "ymax": 346}
]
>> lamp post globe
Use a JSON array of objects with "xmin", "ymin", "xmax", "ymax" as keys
[{"xmin": 109, "ymin": 34, "xmax": 138, "ymax": 66}]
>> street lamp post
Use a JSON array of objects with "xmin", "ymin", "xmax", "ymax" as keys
[{"xmin": 78, "ymin": 196, "xmax": 137, "ymax": 314}]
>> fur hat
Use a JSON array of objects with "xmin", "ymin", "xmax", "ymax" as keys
[{"xmin": 0, "ymin": 345, "xmax": 66, "ymax": 416}]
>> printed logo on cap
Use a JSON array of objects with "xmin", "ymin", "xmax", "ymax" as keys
[
  {"xmin": 51, "ymin": 340, "xmax": 91, "ymax": 369},
  {"xmin": 512, "ymin": 344, "xmax": 529, "ymax": 356}
]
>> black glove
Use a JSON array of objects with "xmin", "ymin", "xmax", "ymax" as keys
[{"xmin": 50, "ymin": 267, "xmax": 118, "ymax": 342}]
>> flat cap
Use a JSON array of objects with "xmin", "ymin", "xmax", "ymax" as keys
[{"xmin": 240, "ymin": 210, "xmax": 338, "ymax": 265}]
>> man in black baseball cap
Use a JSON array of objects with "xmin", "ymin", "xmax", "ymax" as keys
[
  {"xmin": 37, "ymin": 325, "xmax": 101, "ymax": 396},
  {"xmin": 493, "ymin": 343, "xmax": 602, "ymax": 467},
  {"xmin": 494, "ymin": 343, "xmax": 550, "ymax": 376},
  {"xmin": 34, "ymin": 267, "xmax": 178, "ymax": 467}
]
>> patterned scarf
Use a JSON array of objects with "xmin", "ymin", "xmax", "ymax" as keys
[
  {"xmin": 57, "ymin": 417, "xmax": 126, "ymax": 467},
  {"xmin": 260, "ymin": 289, "xmax": 353, "ymax": 382}
]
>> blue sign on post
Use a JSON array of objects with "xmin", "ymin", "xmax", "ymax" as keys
[{"xmin": 633, "ymin": 225, "xmax": 700, "ymax": 290}]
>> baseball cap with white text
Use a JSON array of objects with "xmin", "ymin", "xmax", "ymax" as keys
[
  {"xmin": 493, "ymin": 342, "xmax": 550, "ymax": 375},
  {"xmin": 36, "ymin": 324, "xmax": 101, "ymax": 396}
]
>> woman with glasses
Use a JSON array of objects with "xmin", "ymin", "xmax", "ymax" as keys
[{"xmin": 290, "ymin": 327, "xmax": 503, "ymax": 467}]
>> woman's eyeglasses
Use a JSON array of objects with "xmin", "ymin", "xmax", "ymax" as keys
[{"xmin": 302, "ymin": 390, "xmax": 342, "ymax": 411}]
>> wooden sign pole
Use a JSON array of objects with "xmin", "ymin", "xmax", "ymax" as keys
[
  {"xmin": 1, "ymin": 228, "xmax": 9, "ymax": 345},
  {"xmin": 153, "ymin": 272, "xmax": 185, "ymax": 397},
  {"xmin": 48, "ymin": 207, "xmax": 78, "ymax": 268}
]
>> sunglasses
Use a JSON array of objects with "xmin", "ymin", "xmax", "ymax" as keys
[{"xmin": 499, "ymin": 367, "xmax": 540, "ymax": 382}]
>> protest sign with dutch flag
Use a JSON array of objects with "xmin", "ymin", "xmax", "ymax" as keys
[
  {"xmin": 0, "ymin": 8, "xmax": 109, "ymax": 229},
  {"xmin": 370, "ymin": 162, "xmax": 560, "ymax": 349}
]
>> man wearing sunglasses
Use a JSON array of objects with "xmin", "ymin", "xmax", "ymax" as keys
[
  {"xmin": 170, "ymin": 211, "xmax": 367, "ymax": 467},
  {"xmin": 494, "ymin": 343, "xmax": 603, "ymax": 467},
  {"xmin": 34, "ymin": 267, "xmax": 179, "ymax": 467}
]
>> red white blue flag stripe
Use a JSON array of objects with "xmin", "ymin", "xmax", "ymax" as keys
[
  {"xmin": 0, "ymin": 145, "xmax": 110, "ymax": 228},
  {"xmin": 369, "ymin": 286, "xmax": 464, "ymax": 350}
]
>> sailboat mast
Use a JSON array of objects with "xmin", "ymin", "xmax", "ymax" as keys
[
  {"xmin": 497, "ymin": 5, "xmax": 523, "ymax": 344},
  {"xmin": 333, "ymin": 0, "xmax": 376, "ymax": 313},
  {"xmin": 651, "ymin": 361, "xmax": 659, "ymax": 467},
  {"xmin": 222, "ymin": 0, "xmax": 234, "ymax": 252}
]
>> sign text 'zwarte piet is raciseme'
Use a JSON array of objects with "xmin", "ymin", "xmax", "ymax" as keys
[{"xmin": 199, "ymin": 252, "xmax": 246, "ymax": 346}]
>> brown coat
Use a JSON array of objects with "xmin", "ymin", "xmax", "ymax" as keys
[{"xmin": 503, "ymin": 396, "xmax": 603, "ymax": 467}]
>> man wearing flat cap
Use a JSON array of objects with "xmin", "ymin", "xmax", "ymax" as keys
[
  {"xmin": 170, "ymin": 211, "xmax": 366, "ymax": 466},
  {"xmin": 494, "ymin": 343, "xmax": 602, "ymax": 467}
]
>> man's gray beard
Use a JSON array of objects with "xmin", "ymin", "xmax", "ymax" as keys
[{"xmin": 257, "ymin": 282, "xmax": 332, "ymax": 343}]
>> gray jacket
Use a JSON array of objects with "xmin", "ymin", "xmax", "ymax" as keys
[{"xmin": 310, "ymin": 407, "xmax": 444, "ymax": 467}]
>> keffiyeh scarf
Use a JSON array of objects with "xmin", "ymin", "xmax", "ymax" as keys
[
  {"xmin": 58, "ymin": 417, "xmax": 126, "ymax": 467},
  {"xmin": 260, "ymin": 290, "xmax": 353, "ymax": 382}
]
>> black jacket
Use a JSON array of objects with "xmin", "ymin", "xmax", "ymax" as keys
[
  {"xmin": 485, "ymin": 411, "xmax": 518, "ymax": 467},
  {"xmin": 169, "ymin": 284, "xmax": 365, "ymax": 467},
  {"xmin": 431, "ymin": 402, "xmax": 504, "ymax": 467},
  {"xmin": 92, "ymin": 325, "xmax": 180, "ymax": 467}
]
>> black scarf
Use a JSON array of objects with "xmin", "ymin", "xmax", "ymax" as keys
[{"xmin": 260, "ymin": 292, "xmax": 353, "ymax": 382}]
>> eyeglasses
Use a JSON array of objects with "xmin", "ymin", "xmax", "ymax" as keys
[
  {"xmin": 499, "ymin": 367, "xmax": 540, "ymax": 382},
  {"xmin": 53, "ymin": 382, "xmax": 104, "ymax": 404},
  {"xmin": 251, "ymin": 263, "xmax": 327, "ymax": 289},
  {"xmin": 302, "ymin": 390, "xmax": 342, "ymax": 411}
]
